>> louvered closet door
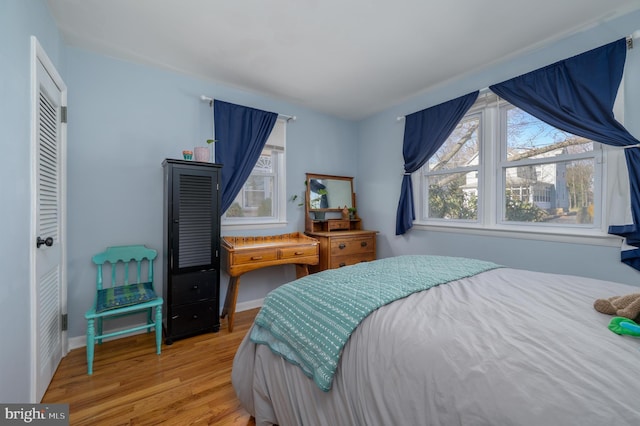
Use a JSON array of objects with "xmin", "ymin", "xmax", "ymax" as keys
[
  {"xmin": 34, "ymin": 57, "xmax": 65, "ymax": 402},
  {"xmin": 172, "ymin": 169, "xmax": 218, "ymax": 271}
]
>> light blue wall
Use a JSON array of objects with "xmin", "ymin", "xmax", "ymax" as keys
[
  {"xmin": 356, "ymin": 10, "xmax": 640, "ymax": 285},
  {"xmin": 4, "ymin": 0, "xmax": 640, "ymax": 403},
  {"xmin": 0, "ymin": 0, "xmax": 64, "ymax": 403},
  {"xmin": 64, "ymin": 48, "xmax": 358, "ymax": 339}
]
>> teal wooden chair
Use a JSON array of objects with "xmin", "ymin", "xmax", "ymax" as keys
[{"xmin": 85, "ymin": 245, "xmax": 163, "ymax": 375}]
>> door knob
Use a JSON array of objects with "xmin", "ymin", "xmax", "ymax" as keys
[{"xmin": 37, "ymin": 236, "xmax": 54, "ymax": 248}]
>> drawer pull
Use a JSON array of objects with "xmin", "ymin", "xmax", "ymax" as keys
[
  {"xmin": 192, "ymin": 314, "xmax": 199, "ymax": 320},
  {"xmin": 338, "ymin": 243, "xmax": 346, "ymax": 249},
  {"xmin": 361, "ymin": 241, "xmax": 368, "ymax": 247},
  {"xmin": 339, "ymin": 262, "xmax": 346, "ymax": 267},
  {"xmin": 294, "ymin": 251, "xmax": 304, "ymax": 255},
  {"xmin": 251, "ymin": 256, "xmax": 263, "ymax": 260},
  {"xmin": 192, "ymin": 284, "xmax": 199, "ymax": 290}
]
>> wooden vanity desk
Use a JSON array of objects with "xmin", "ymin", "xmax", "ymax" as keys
[{"xmin": 220, "ymin": 232, "xmax": 318, "ymax": 332}]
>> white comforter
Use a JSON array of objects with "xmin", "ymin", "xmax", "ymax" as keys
[{"xmin": 232, "ymin": 266, "xmax": 640, "ymax": 426}]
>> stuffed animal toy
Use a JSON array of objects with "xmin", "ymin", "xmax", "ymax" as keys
[{"xmin": 593, "ymin": 293, "xmax": 640, "ymax": 321}]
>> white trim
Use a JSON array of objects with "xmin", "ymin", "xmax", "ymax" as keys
[
  {"xmin": 223, "ymin": 221, "xmax": 288, "ymax": 232},
  {"xmin": 30, "ymin": 36, "xmax": 68, "ymax": 403},
  {"xmin": 411, "ymin": 222, "xmax": 623, "ymax": 247},
  {"xmin": 69, "ymin": 323, "xmax": 150, "ymax": 350},
  {"xmin": 236, "ymin": 297, "xmax": 264, "ymax": 313}
]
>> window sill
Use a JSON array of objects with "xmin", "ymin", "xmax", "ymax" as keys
[
  {"xmin": 411, "ymin": 222, "xmax": 624, "ymax": 247},
  {"xmin": 222, "ymin": 220, "xmax": 288, "ymax": 232}
]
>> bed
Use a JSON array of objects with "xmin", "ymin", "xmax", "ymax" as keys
[{"xmin": 232, "ymin": 255, "xmax": 640, "ymax": 426}]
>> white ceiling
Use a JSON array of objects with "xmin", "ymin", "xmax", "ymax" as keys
[{"xmin": 46, "ymin": 0, "xmax": 640, "ymax": 120}]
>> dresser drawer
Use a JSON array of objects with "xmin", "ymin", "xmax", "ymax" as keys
[
  {"xmin": 327, "ymin": 219, "xmax": 350, "ymax": 231},
  {"xmin": 330, "ymin": 252, "xmax": 376, "ymax": 269},
  {"xmin": 330, "ymin": 236, "xmax": 375, "ymax": 257},
  {"xmin": 279, "ymin": 244, "xmax": 318, "ymax": 259},
  {"xmin": 170, "ymin": 270, "xmax": 216, "ymax": 305},
  {"xmin": 233, "ymin": 248, "xmax": 279, "ymax": 265}
]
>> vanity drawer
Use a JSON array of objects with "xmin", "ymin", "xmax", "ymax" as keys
[
  {"xmin": 279, "ymin": 244, "xmax": 318, "ymax": 259},
  {"xmin": 330, "ymin": 236, "xmax": 375, "ymax": 257},
  {"xmin": 233, "ymin": 248, "xmax": 279, "ymax": 265},
  {"xmin": 330, "ymin": 252, "xmax": 376, "ymax": 269}
]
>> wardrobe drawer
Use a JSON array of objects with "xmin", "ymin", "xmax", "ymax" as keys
[
  {"xmin": 170, "ymin": 271, "xmax": 216, "ymax": 305},
  {"xmin": 168, "ymin": 301, "xmax": 217, "ymax": 337}
]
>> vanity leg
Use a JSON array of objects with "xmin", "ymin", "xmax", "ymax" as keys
[
  {"xmin": 295, "ymin": 264, "xmax": 310, "ymax": 279},
  {"xmin": 221, "ymin": 275, "xmax": 240, "ymax": 332}
]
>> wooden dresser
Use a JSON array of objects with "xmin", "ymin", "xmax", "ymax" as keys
[{"xmin": 305, "ymin": 230, "xmax": 376, "ymax": 273}]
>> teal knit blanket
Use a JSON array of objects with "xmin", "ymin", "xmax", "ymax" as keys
[{"xmin": 250, "ymin": 255, "xmax": 501, "ymax": 391}]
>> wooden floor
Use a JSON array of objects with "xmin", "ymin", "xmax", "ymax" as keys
[{"xmin": 42, "ymin": 309, "xmax": 260, "ymax": 426}]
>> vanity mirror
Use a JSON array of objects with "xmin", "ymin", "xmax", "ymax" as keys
[
  {"xmin": 306, "ymin": 173, "xmax": 354, "ymax": 211},
  {"xmin": 305, "ymin": 173, "xmax": 360, "ymax": 233}
]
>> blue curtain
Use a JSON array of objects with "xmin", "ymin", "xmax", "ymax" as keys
[
  {"xmin": 395, "ymin": 91, "xmax": 479, "ymax": 235},
  {"xmin": 490, "ymin": 38, "xmax": 640, "ymax": 270},
  {"xmin": 214, "ymin": 100, "xmax": 278, "ymax": 213}
]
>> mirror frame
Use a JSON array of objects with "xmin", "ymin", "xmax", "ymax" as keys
[{"xmin": 305, "ymin": 173, "xmax": 355, "ymax": 212}]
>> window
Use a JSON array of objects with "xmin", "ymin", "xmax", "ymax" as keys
[
  {"xmin": 418, "ymin": 93, "xmax": 605, "ymax": 232},
  {"xmin": 222, "ymin": 118, "xmax": 286, "ymax": 227},
  {"xmin": 424, "ymin": 113, "xmax": 481, "ymax": 221}
]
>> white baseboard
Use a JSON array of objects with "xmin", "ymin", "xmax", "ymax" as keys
[
  {"xmin": 235, "ymin": 297, "xmax": 264, "ymax": 313},
  {"xmin": 68, "ymin": 298, "xmax": 264, "ymax": 351}
]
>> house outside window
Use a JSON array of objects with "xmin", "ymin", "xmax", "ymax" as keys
[
  {"xmin": 222, "ymin": 118, "xmax": 287, "ymax": 228},
  {"xmin": 418, "ymin": 93, "xmax": 604, "ymax": 232}
]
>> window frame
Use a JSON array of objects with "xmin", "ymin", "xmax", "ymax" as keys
[
  {"xmin": 413, "ymin": 93, "xmax": 620, "ymax": 246},
  {"xmin": 221, "ymin": 118, "xmax": 288, "ymax": 231}
]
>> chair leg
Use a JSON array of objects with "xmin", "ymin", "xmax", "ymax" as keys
[
  {"xmin": 97, "ymin": 317, "xmax": 103, "ymax": 345},
  {"xmin": 147, "ymin": 308, "xmax": 153, "ymax": 332},
  {"xmin": 87, "ymin": 318, "xmax": 95, "ymax": 375},
  {"xmin": 155, "ymin": 305, "xmax": 162, "ymax": 354}
]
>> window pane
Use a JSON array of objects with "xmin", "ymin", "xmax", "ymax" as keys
[
  {"xmin": 428, "ymin": 115, "xmax": 480, "ymax": 171},
  {"xmin": 225, "ymin": 152, "xmax": 275, "ymax": 218},
  {"xmin": 503, "ymin": 159, "xmax": 594, "ymax": 224},
  {"xmin": 426, "ymin": 172, "xmax": 478, "ymax": 220},
  {"xmin": 505, "ymin": 106, "xmax": 592, "ymax": 161}
]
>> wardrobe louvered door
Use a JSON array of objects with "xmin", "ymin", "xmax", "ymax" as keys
[
  {"xmin": 163, "ymin": 159, "xmax": 222, "ymax": 344},
  {"xmin": 176, "ymin": 173, "xmax": 213, "ymax": 270}
]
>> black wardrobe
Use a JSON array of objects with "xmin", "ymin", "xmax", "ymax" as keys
[{"xmin": 162, "ymin": 159, "xmax": 222, "ymax": 344}]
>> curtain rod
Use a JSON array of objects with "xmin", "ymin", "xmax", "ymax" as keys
[
  {"xmin": 200, "ymin": 95, "xmax": 296, "ymax": 121},
  {"xmin": 628, "ymin": 30, "xmax": 640, "ymax": 49},
  {"xmin": 397, "ymin": 34, "xmax": 639, "ymax": 122}
]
